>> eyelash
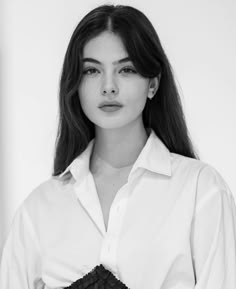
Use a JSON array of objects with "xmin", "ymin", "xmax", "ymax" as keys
[{"xmin": 82, "ymin": 67, "xmax": 137, "ymax": 75}]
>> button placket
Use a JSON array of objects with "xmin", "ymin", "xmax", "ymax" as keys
[
  {"xmin": 107, "ymin": 237, "xmax": 112, "ymax": 253},
  {"xmin": 99, "ymin": 186, "xmax": 129, "ymax": 276}
]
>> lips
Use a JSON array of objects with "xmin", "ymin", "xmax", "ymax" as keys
[
  {"xmin": 98, "ymin": 101, "xmax": 123, "ymax": 108},
  {"xmin": 98, "ymin": 101, "xmax": 123, "ymax": 113}
]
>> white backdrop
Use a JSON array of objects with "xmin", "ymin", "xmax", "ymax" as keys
[{"xmin": 1, "ymin": 0, "xmax": 236, "ymax": 253}]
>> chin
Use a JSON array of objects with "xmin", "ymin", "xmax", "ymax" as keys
[
  {"xmin": 87, "ymin": 112, "xmax": 142, "ymax": 130},
  {"xmin": 95, "ymin": 117, "xmax": 142, "ymax": 131},
  {"xmin": 96, "ymin": 123, "xmax": 128, "ymax": 130},
  {"xmin": 93, "ymin": 119, "xmax": 131, "ymax": 130}
]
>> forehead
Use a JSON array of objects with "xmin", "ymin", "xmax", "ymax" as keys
[{"xmin": 83, "ymin": 31, "xmax": 129, "ymax": 60}]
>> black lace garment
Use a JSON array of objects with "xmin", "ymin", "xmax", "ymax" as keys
[{"xmin": 65, "ymin": 264, "xmax": 129, "ymax": 289}]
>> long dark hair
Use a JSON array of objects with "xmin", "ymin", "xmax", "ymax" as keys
[{"xmin": 53, "ymin": 4, "xmax": 199, "ymax": 176}]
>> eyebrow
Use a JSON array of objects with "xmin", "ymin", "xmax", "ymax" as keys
[{"xmin": 82, "ymin": 57, "xmax": 132, "ymax": 65}]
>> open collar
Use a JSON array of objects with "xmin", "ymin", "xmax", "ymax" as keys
[
  {"xmin": 130, "ymin": 129, "xmax": 172, "ymax": 177},
  {"xmin": 59, "ymin": 129, "xmax": 172, "ymax": 182}
]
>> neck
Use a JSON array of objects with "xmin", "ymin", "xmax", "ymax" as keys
[{"xmin": 90, "ymin": 121, "xmax": 150, "ymax": 174}]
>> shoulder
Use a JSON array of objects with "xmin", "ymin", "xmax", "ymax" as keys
[
  {"xmin": 169, "ymin": 153, "xmax": 235, "ymax": 219},
  {"xmin": 170, "ymin": 152, "xmax": 207, "ymax": 174},
  {"xmin": 170, "ymin": 152, "xmax": 231, "ymax": 194},
  {"xmin": 20, "ymin": 173, "xmax": 75, "ymax": 218},
  {"xmin": 4, "ymin": 175, "xmax": 76, "ymax": 254}
]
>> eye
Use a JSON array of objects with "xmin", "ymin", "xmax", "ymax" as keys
[
  {"xmin": 82, "ymin": 68, "xmax": 99, "ymax": 75},
  {"xmin": 120, "ymin": 67, "xmax": 137, "ymax": 74}
]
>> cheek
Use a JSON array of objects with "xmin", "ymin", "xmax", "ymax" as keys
[
  {"xmin": 125, "ymin": 83, "xmax": 149, "ymax": 109},
  {"xmin": 78, "ymin": 82, "xmax": 96, "ymax": 112},
  {"xmin": 78, "ymin": 95, "xmax": 92, "ymax": 123}
]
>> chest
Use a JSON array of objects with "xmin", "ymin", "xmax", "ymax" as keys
[{"xmin": 92, "ymin": 170, "xmax": 130, "ymax": 230}]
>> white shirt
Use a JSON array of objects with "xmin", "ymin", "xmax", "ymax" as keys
[{"xmin": 1, "ymin": 130, "xmax": 236, "ymax": 289}]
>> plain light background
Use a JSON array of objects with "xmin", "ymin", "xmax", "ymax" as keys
[{"xmin": 1, "ymin": 0, "xmax": 236, "ymax": 253}]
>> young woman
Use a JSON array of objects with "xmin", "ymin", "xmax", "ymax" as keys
[{"xmin": 1, "ymin": 4, "xmax": 236, "ymax": 289}]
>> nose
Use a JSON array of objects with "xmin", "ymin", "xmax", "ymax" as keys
[{"xmin": 101, "ymin": 75, "xmax": 119, "ymax": 97}]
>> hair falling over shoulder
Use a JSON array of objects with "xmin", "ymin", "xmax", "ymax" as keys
[{"xmin": 52, "ymin": 4, "xmax": 199, "ymax": 177}]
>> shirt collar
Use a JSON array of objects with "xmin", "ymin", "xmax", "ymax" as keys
[
  {"xmin": 59, "ymin": 139, "xmax": 94, "ymax": 182},
  {"xmin": 59, "ymin": 129, "xmax": 172, "ymax": 181},
  {"xmin": 130, "ymin": 129, "xmax": 172, "ymax": 177}
]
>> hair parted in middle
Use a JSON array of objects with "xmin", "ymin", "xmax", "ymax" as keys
[{"xmin": 53, "ymin": 4, "xmax": 198, "ymax": 176}]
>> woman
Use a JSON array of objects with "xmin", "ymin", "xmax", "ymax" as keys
[{"xmin": 1, "ymin": 4, "xmax": 236, "ymax": 289}]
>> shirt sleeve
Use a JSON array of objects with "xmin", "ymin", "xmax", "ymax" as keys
[
  {"xmin": 0, "ymin": 204, "xmax": 43, "ymax": 289},
  {"xmin": 191, "ymin": 165, "xmax": 236, "ymax": 288}
]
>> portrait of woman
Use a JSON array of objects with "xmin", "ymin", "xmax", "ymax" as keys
[{"xmin": 0, "ymin": 3, "xmax": 236, "ymax": 289}]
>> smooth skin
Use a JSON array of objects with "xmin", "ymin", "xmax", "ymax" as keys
[
  {"xmin": 79, "ymin": 31, "xmax": 160, "ymax": 173},
  {"xmin": 78, "ymin": 31, "xmax": 160, "ymax": 230}
]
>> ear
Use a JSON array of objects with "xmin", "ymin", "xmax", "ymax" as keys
[{"xmin": 147, "ymin": 74, "xmax": 161, "ymax": 100}]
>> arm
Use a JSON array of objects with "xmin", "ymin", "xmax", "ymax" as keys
[
  {"xmin": 191, "ymin": 165, "xmax": 236, "ymax": 288},
  {"xmin": 0, "ymin": 205, "xmax": 42, "ymax": 288}
]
